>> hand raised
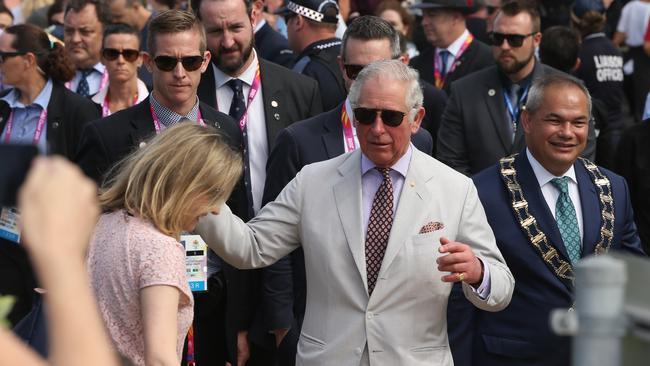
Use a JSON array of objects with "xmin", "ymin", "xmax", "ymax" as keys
[{"xmin": 436, "ymin": 236, "xmax": 484, "ymax": 286}]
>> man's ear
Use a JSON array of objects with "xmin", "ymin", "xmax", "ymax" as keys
[
  {"xmin": 142, "ymin": 52, "xmax": 154, "ymax": 73},
  {"xmin": 521, "ymin": 108, "xmax": 532, "ymax": 134},
  {"xmin": 251, "ymin": 0, "xmax": 264, "ymax": 27}
]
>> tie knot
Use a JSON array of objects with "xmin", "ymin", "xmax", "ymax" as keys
[
  {"xmin": 551, "ymin": 176, "xmax": 570, "ymax": 194},
  {"xmin": 81, "ymin": 69, "xmax": 93, "ymax": 77},
  {"xmin": 376, "ymin": 167, "xmax": 391, "ymax": 179},
  {"xmin": 228, "ymin": 78, "xmax": 244, "ymax": 93}
]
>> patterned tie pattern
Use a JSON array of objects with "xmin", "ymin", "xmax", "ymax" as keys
[
  {"xmin": 439, "ymin": 50, "xmax": 450, "ymax": 78},
  {"xmin": 365, "ymin": 167, "xmax": 394, "ymax": 295},
  {"xmin": 228, "ymin": 79, "xmax": 255, "ymax": 218},
  {"xmin": 76, "ymin": 69, "xmax": 93, "ymax": 97},
  {"xmin": 551, "ymin": 177, "xmax": 581, "ymax": 264}
]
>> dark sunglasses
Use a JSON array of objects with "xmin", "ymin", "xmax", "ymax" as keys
[
  {"xmin": 488, "ymin": 32, "xmax": 536, "ymax": 48},
  {"xmin": 153, "ymin": 55, "xmax": 204, "ymax": 72},
  {"xmin": 353, "ymin": 108, "xmax": 406, "ymax": 127},
  {"xmin": 102, "ymin": 48, "xmax": 140, "ymax": 62},
  {"xmin": 0, "ymin": 51, "xmax": 26, "ymax": 63},
  {"xmin": 344, "ymin": 64, "xmax": 364, "ymax": 80}
]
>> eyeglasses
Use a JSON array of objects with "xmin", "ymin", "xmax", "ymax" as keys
[
  {"xmin": 153, "ymin": 55, "xmax": 205, "ymax": 72},
  {"xmin": 488, "ymin": 32, "xmax": 537, "ymax": 48},
  {"xmin": 344, "ymin": 64, "xmax": 364, "ymax": 80},
  {"xmin": 353, "ymin": 108, "xmax": 407, "ymax": 127},
  {"xmin": 102, "ymin": 48, "xmax": 140, "ymax": 62},
  {"xmin": 0, "ymin": 51, "xmax": 26, "ymax": 63}
]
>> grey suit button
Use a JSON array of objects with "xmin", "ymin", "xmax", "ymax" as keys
[
  {"xmin": 355, "ymin": 348, "xmax": 362, "ymax": 355},
  {"xmin": 367, "ymin": 312, "xmax": 374, "ymax": 319},
  {"xmin": 52, "ymin": 121, "xmax": 59, "ymax": 129},
  {"xmin": 274, "ymin": 113, "xmax": 280, "ymax": 120}
]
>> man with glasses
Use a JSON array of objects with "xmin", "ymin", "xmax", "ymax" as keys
[
  {"xmin": 436, "ymin": 1, "xmax": 596, "ymax": 177},
  {"xmin": 409, "ymin": 0, "xmax": 494, "ymax": 94},
  {"xmin": 258, "ymin": 16, "xmax": 441, "ymax": 365},
  {"xmin": 196, "ymin": 59, "xmax": 514, "ymax": 366}
]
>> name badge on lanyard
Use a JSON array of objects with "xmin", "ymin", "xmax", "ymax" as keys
[
  {"xmin": 180, "ymin": 234, "xmax": 208, "ymax": 292},
  {"xmin": 0, "ymin": 207, "xmax": 21, "ymax": 243}
]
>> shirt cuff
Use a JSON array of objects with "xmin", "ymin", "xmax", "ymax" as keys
[{"xmin": 468, "ymin": 258, "xmax": 491, "ymax": 300}]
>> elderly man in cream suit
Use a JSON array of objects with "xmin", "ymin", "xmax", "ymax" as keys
[{"xmin": 197, "ymin": 60, "xmax": 514, "ymax": 366}]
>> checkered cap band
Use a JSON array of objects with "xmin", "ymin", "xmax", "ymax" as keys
[{"xmin": 288, "ymin": 1, "xmax": 324, "ymax": 22}]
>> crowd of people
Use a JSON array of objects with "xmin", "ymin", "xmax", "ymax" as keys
[{"xmin": 0, "ymin": 0, "xmax": 648, "ymax": 366}]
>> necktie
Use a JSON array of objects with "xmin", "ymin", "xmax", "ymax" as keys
[
  {"xmin": 365, "ymin": 168, "xmax": 394, "ymax": 295},
  {"xmin": 228, "ymin": 79, "xmax": 255, "ymax": 218},
  {"xmin": 439, "ymin": 50, "xmax": 451, "ymax": 78},
  {"xmin": 76, "ymin": 69, "xmax": 93, "ymax": 97},
  {"xmin": 508, "ymin": 83, "xmax": 521, "ymax": 114},
  {"xmin": 551, "ymin": 177, "xmax": 581, "ymax": 264}
]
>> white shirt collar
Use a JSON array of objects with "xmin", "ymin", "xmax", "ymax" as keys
[
  {"xmin": 526, "ymin": 148, "xmax": 577, "ymax": 188},
  {"xmin": 213, "ymin": 49, "xmax": 259, "ymax": 89},
  {"xmin": 255, "ymin": 18, "xmax": 266, "ymax": 33},
  {"xmin": 360, "ymin": 145, "xmax": 412, "ymax": 178},
  {"xmin": 437, "ymin": 29, "xmax": 470, "ymax": 58}
]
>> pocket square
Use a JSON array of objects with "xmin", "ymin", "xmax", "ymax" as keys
[{"xmin": 419, "ymin": 221, "xmax": 444, "ymax": 234}]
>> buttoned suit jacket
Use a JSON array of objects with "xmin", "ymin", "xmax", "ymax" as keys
[
  {"xmin": 437, "ymin": 63, "xmax": 597, "ymax": 176},
  {"xmin": 409, "ymin": 39, "xmax": 494, "ymax": 95},
  {"xmin": 448, "ymin": 152, "xmax": 644, "ymax": 366},
  {"xmin": 196, "ymin": 148, "xmax": 515, "ymax": 366},
  {"xmin": 0, "ymin": 82, "xmax": 100, "ymax": 325}
]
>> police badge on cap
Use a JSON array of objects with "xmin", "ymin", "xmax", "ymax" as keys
[{"xmin": 276, "ymin": 0, "xmax": 340, "ymax": 24}]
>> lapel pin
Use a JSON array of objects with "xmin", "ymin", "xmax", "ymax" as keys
[
  {"xmin": 274, "ymin": 113, "xmax": 280, "ymax": 120},
  {"xmin": 488, "ymin": 89, "xmax": 496, "ymax": 96},
  {"xmin": 409, "ymin": 181, "xmax": 415, "ymax": 187},
  {"xmin": 52, "ymin": 122, "xmax": 59, "ymax": 129},
  {"xmin": 139, "ymin": 141, "xmax": 146, "ymax": 148},
  {"xmin": 271, "ymin": 100, "xmax": 278, "ymax": 108},
  {"xmin": 213, "ymin": 121, "xmax": 221, "ymax": 128}
]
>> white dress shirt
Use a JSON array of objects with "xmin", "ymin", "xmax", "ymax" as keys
[
  {"xmin": 436, "ymin": 29, "xmax": 470, "ymax": 73},
  {"xmin": 69, "ymin": 62, "xmax": 107, "ymax": 96}
]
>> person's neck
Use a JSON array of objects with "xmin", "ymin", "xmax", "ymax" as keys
[
  {"xmin": 507, "ymin": 58, "xmax": 536, "ymax": 83},
  {"xmin": 108, "ymin": 78, "xmax": 138, "ymax": 104},
  {"xmin": 77, "ymin": 58, "xmax": 100, "ymax": 71},
  {"xmin": 225, "ymin": 52, "xmax": 255, "ymax": 78},
  {"xmin": 152, "ymin": 89, "xmax": 196, "ymax": 116},
  {"xmin": 16, "ymin": 73, "xmax": 47, "ymax": 105}
]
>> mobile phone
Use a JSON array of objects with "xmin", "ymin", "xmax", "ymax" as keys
[{"xmin": 0, "ymin": 145, "xmax": 38, "ymax": 207}]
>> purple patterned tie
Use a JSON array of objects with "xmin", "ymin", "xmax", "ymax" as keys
[{"xmin": 365, "ymin": 167, "xmax": 394, "ymax": 295}]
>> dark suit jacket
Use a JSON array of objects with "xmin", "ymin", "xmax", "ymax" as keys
[
  {"xmin": 0, "ymin": 82, "xmax": 100, "ymax": 325},
  {"xmin": 437, "ymin": 63, "xmax": 597, "ymax": 176},
  {"xmin": 254, "ymin": 22, "xmax": 294, "ymax": 69},
  {"xmin": 419, "ymin": 80, "xmax": 448, "ymax": 157},
  {"xmin": 448, "ymin": 152, "xmax": 644, "ymax": 366},
  {"xmin": 410, "ymin": 38, "xmax": 494, "ymax": 94},
  {"xmin": 258, "ymin": 103, "xmax": 434, "ymax": 364}
]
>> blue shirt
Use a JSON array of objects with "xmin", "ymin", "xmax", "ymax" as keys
[{"xmin": 0, "ymin": 79, "xmax": 53, "ymax": 154}]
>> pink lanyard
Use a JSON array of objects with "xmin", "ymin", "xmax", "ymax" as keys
[
  {"xmin": 3, "ymin": 108, "xmax": 48, "ymax": 144},
  {"xmin": 341, "ymin": 104, "xmax": 356, "ymax": 152},
  {"xmin": 434, "ymin": 34, "xmax": 474, "ymax": 89},
  {"xmin": 217, "ymin": 66, "xmax": 262, "ymax": 132},
  {"xmin": 65, "ymin": 68, "xmax": 109, "ymax": 92},
  {"xmin": 102, "ymin": 92, "xmax": 139, "ymax": 117},
  {"xmin": 149, "ymin": 104, "xmax": 205, "ymax": 135}
]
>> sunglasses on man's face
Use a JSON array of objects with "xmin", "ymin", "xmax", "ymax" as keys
[
  {"xmin": 353, "ymin": 108, "xmax": 407, "ymax": 127},
  {"xmin": 488, "ymin": 32, "xmax": 536, "ymax": 48},
  {"xmin": 102, "ymin": 48, "xmax": 140, "ymax": 62},
  {"xmin": 153, "ymin": 55, "xmax": 205, "ymax": 72},
  {"xmin": 344, "ymin": 64, "xmax": 364, "ymax": 80},
  {"xmin": 0, "ymin": 51, "xmax": 26, "ymax": 63}
]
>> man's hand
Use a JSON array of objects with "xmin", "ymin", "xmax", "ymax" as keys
[
  {"xmin": 234, "ymin": 330, "xmax": 250, "ymax": 366},
  {"xmin": 437, "ymin": 237, "xmax": 484, "ymax": 286}
]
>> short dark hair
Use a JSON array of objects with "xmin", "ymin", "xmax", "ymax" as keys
[
  {"xmin": 147, "ymin": 10, "xmax": 206, "ymax": 56},
  {"xmin": 65, "ymin": 0, "xmax": 113, "ymax": 27},
  {"xmin": 341, "ymin": 16, "xmax": 400, "ymax": 62},
  {"xmin": 539, "ymin": 26, "xmax": 580, "ymax": 73},
  {"xmin": 191, "ymin": 0, "xmax": 254, "ymax": 20},
  {"xmin": 496, "ymin": 0, "xmax": 540, "ymax": 33},
  {"xmin": 102, "ymin": 23, "xmax": 141, "ymax": 49}
]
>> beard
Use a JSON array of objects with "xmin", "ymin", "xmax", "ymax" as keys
[
  {"xmin": 496, "ymin": 47, "xmax": 535, "ymax": 76},
  {"xmin": 214, "ymin": 37, "xmax": 254, "ymax": 75}
]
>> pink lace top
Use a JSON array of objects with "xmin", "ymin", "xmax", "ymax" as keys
[{"xmin": 88, "ymin": 210, "xmax": 193, "ymax": 366}]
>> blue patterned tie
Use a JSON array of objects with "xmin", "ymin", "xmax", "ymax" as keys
[
  {"xmin": 439, "ymin": 50, "xmax": 450, "ymax": 78},
  {"xmin": 76, "ymin": 69, "xmax": 93, "ymax": 97},
  {"xmin": 228, "ymin": 79, "xmax": 254, "ymax": 218},
  {"xmin": 551, "ymin": 177, "xmax": 581, "ymax": 264}
]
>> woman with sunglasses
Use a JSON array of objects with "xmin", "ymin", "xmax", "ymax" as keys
[
  {"xmin": 92, "ymin": 23, "xmax": 149, "ymax": 117},
  {"xmin": 0, "ymin": 23, "xmax": 100, "ymax": 158}
]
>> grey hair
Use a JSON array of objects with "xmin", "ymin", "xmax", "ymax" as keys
[
  {"xmin": 349, "ymin": 60, "xmax": 423, "ymax": 120},
  {"xmin": 525, "ymin": 73, "xmax": 592, "ymax": 119},
  {"xmin": 341, "ymin": 16, "xmax": 401, "ymax": 61}
]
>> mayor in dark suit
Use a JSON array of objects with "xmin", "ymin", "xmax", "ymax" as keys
[
  {"xmin": 258, "ymin": 17, "xmax": 438, "ymax": 366},
  {"xmin": 409, "ymin": 0, "xmax": 494, "ymax": 94},
  {"xmin": 0, "ymin": 24, "xmax": 100, "ymax": 326},
  {"xmin": 437, "ymin": 1, "xmax": 595, "ymax": 177},
  {"xmin": 449, "ymin": 73, "xmax": 645, "ymax": 366}
]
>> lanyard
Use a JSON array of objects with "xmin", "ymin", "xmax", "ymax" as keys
[
  {"xmin": 65, "ymin": 68, "xmax": 109, "ymax": 92},
  {"xmin": 3, "ymin": 108, "xmax": 48, "ymax": 144},
  {"xmin": 503, "ymin": 86, "xmax": 529, "ymax": 132},
  {"xmin": 149, "ymin": 104, "xmax": 204, "ymax": 135},
  {"xmin": 434, "ymin": 34, "xmax": 474, "ymax": 89},
  {"xmin": 341, "ymin": 104, "xmax": 356, "ymax": 152},
  {"xmin": 217, "ymin": 66, "xmax": 262, "ymax": 131},
  {"xmin": 102, "ymin": 91, "xmax": 139, "ymax": 117},
  {"xmin": 186, "ymin": 325, "xmax": 196, "ymax": 366}
]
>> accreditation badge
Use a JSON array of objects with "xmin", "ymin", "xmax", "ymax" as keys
[
  {"xmin": 0, "ymin": 207, "xmax": 21, "ymax": 243},
  {"xmin": 180, "ymin": 234, "xmax": 208, "ymax": 292}
]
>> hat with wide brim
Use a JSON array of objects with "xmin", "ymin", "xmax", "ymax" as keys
[
  {"xmin": 410, "ymin": 0, "xmax": 479, "ymax": 14},
  {"xmin": 275, "ymin": 0, "xmax": 340, "ymax": 24}
]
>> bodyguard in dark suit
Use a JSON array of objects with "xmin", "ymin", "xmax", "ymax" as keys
[
  {"xmin": 449, "ymin": 73, "xmax": 645, "ymax": 366},
  {"xmin": 254, "ymin": 19, "xmax": 295, "ymax": 68},
  {"xmin": 437, "ymin": 2, "xmax": 596, "ymax": 176},
  {"xmin": 409, "ymin": 0, "xmax": 493, "ymax": 94}
]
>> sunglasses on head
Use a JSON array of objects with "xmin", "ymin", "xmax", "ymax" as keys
[
  {"xmin": 353, "ymin": 108, "xmax": 407, "ymax": 127},
  {"xmin": 102, "ymin": 48, "xmax": 140, "ymax": 62},
  {"xmin": 153, "ymin": 55, "xmax": 204, "ymax": 72},
  {"xmin": 0, "ymin": 51, "xmax": 26, "ymax": 63},
  {"xmin": 488, "ymin": 32, "xmax": 536, "ymax": 48}
]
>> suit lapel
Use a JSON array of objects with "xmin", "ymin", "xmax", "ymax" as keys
[
  {"xmin": 483, "ymin": 73, "xmax": 511, "ymax": 152},
  {"xmin": 333, "ymin": 150, "xmax": 367, "ymax": 292},
  {"xmin": 128, "ymin": 99, "xmax": 157, "ymax": 147},
  {"xmin": 45, "ymin": 84, "xmax": 66, "ymax": 154},
  {"xmin": 259, "ymin": 59, "xmax": 286, "ymax": 148},
  {"xmin": 322, "ymin": 104, "xmax": 345, "ymax": 159},
  {"xmin": 576, "ymin": 161, "xmax": 599, "ymax": 255}
]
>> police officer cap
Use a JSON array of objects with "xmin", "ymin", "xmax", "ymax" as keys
[
  {"xmin": 276, "ymin": 0, "xmax": 340, "ymax": 24},
  {"xmin": 410, "ymin": 0, "xmax": 478, "ymax": 14},
  {"xmin": 572, "ymin": 0, "xmax": 606, "ymax": 18}
]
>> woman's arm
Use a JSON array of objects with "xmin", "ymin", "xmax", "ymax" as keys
[{"xmin": 141, "ymin": 285, "xmax": 182, "ymax": 366}]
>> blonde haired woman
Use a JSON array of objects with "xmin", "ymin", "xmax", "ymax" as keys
[{"xmin": 87, "ymin": 123, "xmax": 242, "ymax": 366}]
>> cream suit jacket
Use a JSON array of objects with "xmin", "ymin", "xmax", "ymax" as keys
[{"xmin": 196, "ymin": 148, "xmax": 514, "ymax": 366}]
